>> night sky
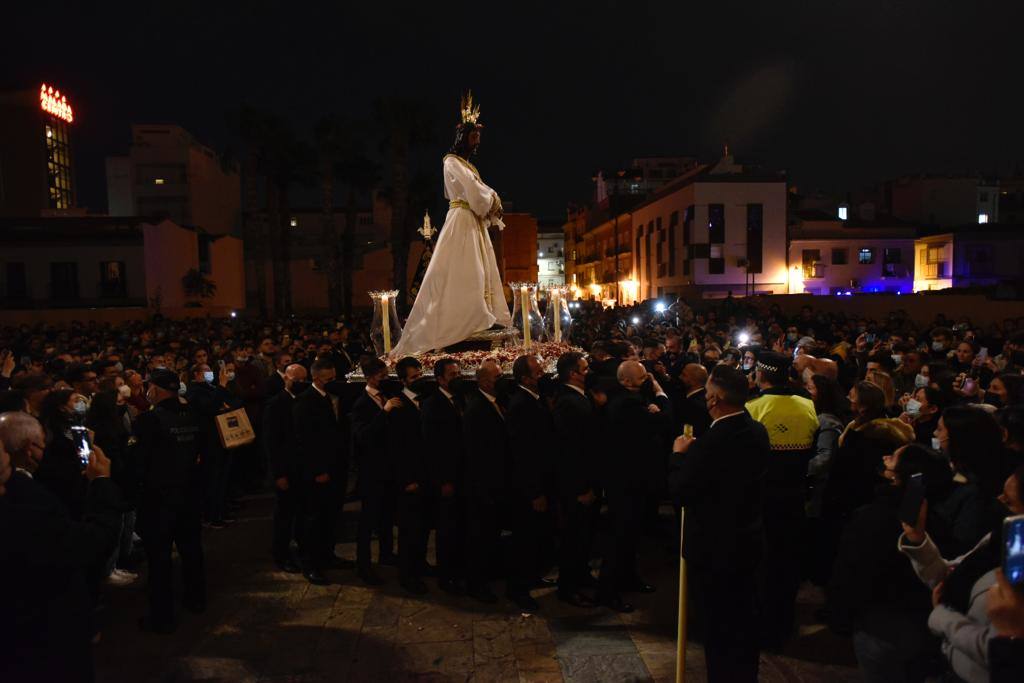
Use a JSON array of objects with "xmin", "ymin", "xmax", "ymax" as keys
[{"xmin": 5, "ymin": 1, "xmax": 1023, "ymax": 220}]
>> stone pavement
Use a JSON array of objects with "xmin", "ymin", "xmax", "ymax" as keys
[{"xmin": 93, "ymin": 496, "xmax": 860, "ymax": 682}]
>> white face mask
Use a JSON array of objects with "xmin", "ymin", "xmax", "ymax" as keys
[
  {"xmin": 904, "ymin": 398, "xmax": 922, "ymax": 417},
  {"xmin": 891, "ymin": 355, "xmax": 903, "ymax": 366},
  {"xmin": 931, "ymin": 437, "xmax": 942, "ymax": 451},
  {"xmin": 914, "ymin": 374, "xmax": 929, "ymax": 389},
  {"xmin": 203, "ymin": 371, "xmax": 215, "ymax": 383},
  {"xmin": 118, "ymin": 385, "xmax": 132, "ymax": 399},
  {"xmin": 178, "ymin": 384, "xmax": 188, "ymax": 396}
]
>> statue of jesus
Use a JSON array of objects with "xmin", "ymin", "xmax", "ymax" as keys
[{"xmin": 390, "ymin": 92, "xmax": 511, "ymax": 357}]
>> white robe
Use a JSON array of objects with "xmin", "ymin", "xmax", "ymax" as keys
[{"xmin": 390, "ymin": 155, "xmax": 512, "ymax": 356}]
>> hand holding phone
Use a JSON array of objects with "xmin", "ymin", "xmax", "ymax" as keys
[
  {"xmin": 899, "ymin": 473, "xmax": 926, "ymax": 529},
  {"xmin": 1003, "ymin": 514, "xmax": 1024, "ymax": 589},
  {"xmin": 70, "ymin": 425, "xmax": 91, "ymax": 470}
]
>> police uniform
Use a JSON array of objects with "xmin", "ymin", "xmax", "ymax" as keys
[{"xmin": 134, "ymin": 371, "xmax": 205, "ymax": 630}]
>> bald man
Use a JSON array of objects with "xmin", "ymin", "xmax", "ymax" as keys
[
  {"xmin": 264, "ymin": 363, "xmax": 310, "ymax": 573},
  {"xmin": 675, "ymin": 363, "xmax": 712, "ymax": 438},
  {"xmin": 598, "ymin": 360, "xmax": 673, "ymax": 612}
]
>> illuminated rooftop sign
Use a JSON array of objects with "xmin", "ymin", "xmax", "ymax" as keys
[{"xmin": 40, "ymin": 83, "xmax": 74, "ymax": 123}]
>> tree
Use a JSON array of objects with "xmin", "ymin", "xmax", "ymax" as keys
[{"xmin": 373, "ymin": 97, "xmax": 434, "ymax": 309}]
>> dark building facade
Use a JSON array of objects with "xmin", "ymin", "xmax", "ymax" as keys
[{"xmin": 0, "ymin": 83, "xmax": 77, "ymax": 216}]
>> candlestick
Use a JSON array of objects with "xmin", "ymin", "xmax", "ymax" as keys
[
  {"xmin": 552, "ymin": 289, "xmax": 562, "ymax": 342},
  {"xmin": 520, "ymin": 285, "xmax": 531, "ymax": 349},
  {"xmin": 381, "ymin": 294, "xmax": 392, "ymax": 353}
]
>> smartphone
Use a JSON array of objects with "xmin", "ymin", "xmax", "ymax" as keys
[
  {"xmin": 962, "ymin": 378, "xmax": 977, "ymax": 394},
  {"xmin": 865, "ymin": 333, "xmax": 877, "ymax": 344},
  {"xmin": 899, "ymin": 472, "xmax": 926, "ymax": 527},
  {"xmin": 70, "ymin": 425, "xmax": 91, "ymax": 470},
  {"xmin": 1004, "ymin": 514, "xmax": 1024, "ymax": 588},
  {"xmin": 978, "ymin": 347, "xmax": 989, "ymax": 361}
]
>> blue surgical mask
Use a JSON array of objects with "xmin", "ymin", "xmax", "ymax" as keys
[
  {"xmin": 932, "ymin": 341, "xmax": 945, "ymax": 352},
  {"xmin": 891, "ymin": 355, "xmax": 903, "ymax": 366},
  {"xmin": 904, "ymin": 398, "xmax": 922, "ymax": 417},
  {"xmin": 178, "ymin": 384, "xmax": 188, "ymax": 396},
  {"xmin": 931, "ymin": 437, "xmax": 942, "ymax": 452},
  {"xmin": 203, "ymin": 371, "xmax": 215, "ymax": 383},
  {"xmin": 914, "ymin": 373, "xmax": 929, "ymax": 389},
  {"xmin": 73, "ymin": 399, "xmax": 87, "ymax": 415}
]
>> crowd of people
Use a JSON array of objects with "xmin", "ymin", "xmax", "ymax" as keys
[{"xmin": 2, "ymin": 297, "xmax": 1024, "ymax": 682}]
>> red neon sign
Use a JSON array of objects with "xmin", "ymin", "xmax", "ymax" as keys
[{"xmin": 40, "ymin": 83, "xmax": 74, "ymax": 123}]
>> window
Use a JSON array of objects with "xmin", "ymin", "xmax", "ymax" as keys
[
  {"xmin": 832, "ymin": 248, "xmax": 849, "ymax": 265},
  {"xmin": 966, "ymin": 244, "xmax": 993, "ymax": 276},
  {"xmin": 683, "ymin": 205, "xmax": 694, "ymax": 244},
  {"xmin": 43, "ymin": 121, "xmax": 74, "ymax": 209},
  {"xmin": 645, "ymin": 232, "xmax": 652, "ymax": 288},
  {"xmin": 882, "ymin": 248, "xmax": 902, "ymax": 276},
  {"xmin": 858, "ymin": 248, "xmax": 876, "ymax": 264},
  {"xmin": 802, "ymin": 249, "xmax": 822, "ymax": 278},
  {"xmin": 199, "ymin": 237, "xmax": 212, "ymax": 275},
  {"xmin": 154, "ymin": 178, "xmax": 165, "ymax": 185},
  {"xmin": 978, "ymin": 213, "xmax": 989, "ymax": 224},
  {"xmin": 99, "ymin": 261, "xmax": 127, "ymax": 297},
  {"xmin": 709, "ymin": 256, "xmax": 725, "ymax": 274},
  {"xmin": 838, "ymin": 205, "xmax": 848, "ymax": 220},
  {"xmin": 746, "ymin": 203, "xmax": 763, "ymax": 273},
  {"xmin": 5, "ymin": 262, "xmax": 27, "ymax": 299},
  {"xmin": 50, "ymin": 262, "xmax": 79, "ymax": 300},
  {"xmin": 708, "ymin": 203, "xmax": 725, "ymax": 243}
]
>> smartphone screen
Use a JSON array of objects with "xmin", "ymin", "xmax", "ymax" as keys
[
  {"xmin": 1004, "ymin": 514, "xmax": 1024, "ymax": 588},
  {"xmin": 70, "ymin": 425, "xmax": 91, "ymax": 470},
  {"xmin": 899, "ymin": 472, "xmax": 926, "ymax": 527}
]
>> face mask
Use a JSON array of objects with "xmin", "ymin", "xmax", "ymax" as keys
[
  {"xmin": 236, "ymin": 356, "xmax": 248, "ymax": 364},
  {"xmin": 226, "ymin": 371, "xmax": 236, "ymax": 381},
  {"xmin": 891, "ymin": 355, "xmax": 903, "ymax": 366},
  {"xmin": 202, "ymin": 371, "xmax": 215, "ymax": 383},
  {"xmin": 178, "ymin": 384, "xmax": 188, "ymax": 396},
  {"xmin": 325, "ymin": 380, "xmax": 345, "ymax": 396},
  {"xmin": 410, "ymin": 378, "xmax": 432, "ymax": 395},
  {"xmin": 114, "ymin": 362, "xmax": 124, "ymax": 373},
  {"xmin": 904, "ymin": 398, "xmax": 922, "ymax": 417},
  {"xmin": 741, "ymin": 361, "xmax": 754, "ymax": 371},
  {"xmin": 118, "ymin": 385, "xmax": 132, "ymax": 399},
  {"xmin": 914, "ymin": 374, "xmax": 929, "ymax": 389},
  {"xmin": 786, "ymin": 332, "xmax": 798, "ymax": 342},
  {"xmin": 931, "ymin": 437, "xmax": 942, "ymax": 451},
  {"xmin": 73, "ymin": 400, "xmax": 87, "ymax": 415},
  {"xmin": 931, "ymin": 341, "xmax": 945, "ymax": 352},
  {"xmin": 290, "ymin": 380, "xmax": 311, "ymax": 395},
  {"xmin": 986, "ymin": 394, "xmax": 1003, "ymax": 409}
]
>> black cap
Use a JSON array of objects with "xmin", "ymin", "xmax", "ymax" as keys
[
  {"xmin": 755, "ymin": 351, "xmax": 791, "ymax": 374},
  {"xmin": 148, "ymin": 369, "xmax": 181, "ymax": 392}
]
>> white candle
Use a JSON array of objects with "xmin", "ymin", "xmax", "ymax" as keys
[
  {"xmin": 520, "ymin": 286, "xmax": 531, "ymax": 349},
  {"xmin": 552, "ymin": 290, "xmax": 562, "ymax": 342},
  {"xmin": 381, "ymin": 294, "xmax": 391, "ymax": 354}
]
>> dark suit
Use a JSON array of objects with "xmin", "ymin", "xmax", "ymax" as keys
[
  {"xmin": 506, "ymin": 385, "xmax": 555, "ymax": 593},
  {"xmin": 462, "ymin": 389, "xmax": 507, "ymax": 588},
  {"xmin": 669, "ymin": 411, "xmax": 769, "ymax": 683},
  {"xmin": 264, "ymin": 389, "xmax": 302, "ymax": 563},
  {"xmin": 185, "ymin": 380, "xmax": 242, "ymax": 524},
  {"xmin": 387, "ymin": 390, "xmax": 428, "ymax": 581},
  {"xmin": 552, "ymin": 384, "xmax": 599, "ymax": 595},
  {"xmin": 0, "ymin": 472, "xmax": 122, "ymax": 683},
  {"xmin": 351, "ymin": 388, "xmax": 397, "ymax": 570},
  {"xmin": 421, "ymin": 388, "xmax": 465, "ymax": 581},
  {"xmin": 600, "ymin": 390, "xmax": 672, "ymax": 596},
  {"xmin": 266, "ymin": 370, "xmax": 286, "ymax": 398},
  {"xmin": 293, "ymin": 386, "xmax": 347, "ymax": 570},
  {"xmin": 675, "ymin": 387, "xmax": 712, "ymax": 438}
]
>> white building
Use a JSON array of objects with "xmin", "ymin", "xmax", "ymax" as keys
[
  {"xmin": 537, "ymin": 230, "xmax": 564, "ymax": 288},
  {"xmin": 629, "ymin": 153, "xmax": 788, "ymax": 300}
]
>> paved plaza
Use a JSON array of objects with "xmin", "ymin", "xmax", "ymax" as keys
[{"xmin": 94, "ymin": 496, "xmax": 861, "ymax": 682}]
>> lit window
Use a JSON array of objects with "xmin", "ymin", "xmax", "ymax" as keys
[
  {"xmin": 290, "ymin": 217, "xmax": 298, "ymax": 227},
  {"xmin": 978, "ymin": 213, "xmax": 989, "ymax": 224},
  {"xmin": 858, "ymin": 248, "xmax": 875, "ymax": 264},
  {"xmin": 838, "ymin": 206, "xmax": 848, "ymax": 220},
  {"xmin": 154, "ymin": 178, "xmax": 165, "ymax": 185}
]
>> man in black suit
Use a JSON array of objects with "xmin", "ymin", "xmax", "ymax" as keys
[
  {"xmin": 264, "ymin": 363, "xmax": 308, "ymax": 573},
  {"xmin": 462, "ymin": 359, "xmax": 507, "ymax": 604},
  {"xmin": 669, "ymin": 366, "xmax": 769, "ymax": 683},
  {"xmin": 0, "ymin": 420, "xmax": 123, "ymax": 683},
  {"xmin": 421, "ymin": 357, "xmax": 466, "ymax": 594},
  {"xmin": 552, "ymin": 352, "xmax": 599, "ymax": 608},
  {"xmin": 388, "ymin": 356, "xmax": 431, "ymax": 595},
  {"xmin": 598, "ymin": 360, "xmax": 672, "ymax": 612},
  {"xmin": 351, "ymin": 356, "xmax": 401, "ymax": 585},
  {"xmin": 674, "ymin": 363, "xmax": 711, "ymax": 437},
  {"xmin": 185, "ymin": 362, "xmax": 242, "ymax": 529},
  {"xmin": 505, "ymin": 354, "xmax": 556, "ymax": 612},
  {"xmin": 293, "ymin": 358, "xmax": 346, "ymax": 584},
  {"xmin": 265, "ymin": 351, "xmax": 293, "ymax": 397}
]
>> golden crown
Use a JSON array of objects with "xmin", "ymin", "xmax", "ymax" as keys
[{"xmin": 460, "ymin": 90, "xmax": 481, "ymax": 125}]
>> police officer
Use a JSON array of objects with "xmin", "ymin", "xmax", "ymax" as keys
[{"xmin": 134, "ymin": 369, "xmax": 205, "ymax": 633}]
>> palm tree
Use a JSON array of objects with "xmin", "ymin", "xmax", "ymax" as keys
[
  {"xmin": 373, "ymin": 97, "xmax": 434, "ymax": 309},
  {"xmin": 336, "ymin": 140, "xmax": 379, "ymax": 319},
  {"xmin": 313, "ymin": 115, "xmax": 346, "ymax": 314},
  {"xmin": 229, "ymin": 106, "xmax": 273, "ymax": 317}
]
